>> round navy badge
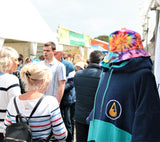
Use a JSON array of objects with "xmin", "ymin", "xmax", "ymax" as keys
[{"xmin": 105, "ymin": 100, "xmax": 122, "ymax": 120}]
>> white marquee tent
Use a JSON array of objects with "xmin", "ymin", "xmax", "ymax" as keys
[{"xmin": 0, "ymin": 0, "xmax": 59, "ymax": 52}]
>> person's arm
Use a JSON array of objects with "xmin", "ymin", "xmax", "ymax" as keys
[
  {"xmin": 132, "ymin": 71, "xmax": 160, "ymax": 142},
  {"xmin": 57, "ymin": 80, "xmax": 66, "ymax": 104},
  {"xmin": 64, "ymin": 70, "xmax": 75, "ymax": 93},
  {"xmin": 3, "ymin": 98, "xmax": 14, "ymax": 135},
  {"xmin": 51, "ymin": 97, "xmax": 68, "ymax": 140},
  {"xmin": 64, "ymin": 78, "xmax": 74, "ymax": 93}
]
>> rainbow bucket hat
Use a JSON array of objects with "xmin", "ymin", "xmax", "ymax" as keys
[{"xmin": 100, "ymin": 29, "xmax": 150, "ymax": 66}]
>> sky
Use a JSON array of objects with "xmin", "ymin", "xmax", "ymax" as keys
[{"xmin": 31, "ymin": 0, "xmax": 146, "ymax": 39}]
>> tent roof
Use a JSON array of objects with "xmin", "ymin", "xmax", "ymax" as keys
[{"xmin": 0, "ymin": 0, "xmax": 57, "ymax": 44}]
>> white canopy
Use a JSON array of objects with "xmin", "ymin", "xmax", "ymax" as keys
[
  {"xmin": 0, "ymin": 0, "xmax": 58, "ymax": 44},
  {"xmin": 139, "ymin": 0, "xmax": 156, "ymax": 42}
]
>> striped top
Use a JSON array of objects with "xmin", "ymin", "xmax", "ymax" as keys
[
  {"xmin": 0, "ymin": 73, "xmax": 21, "ymax": 133},
  {"xmin": 42, "ymin": 59, "xmax": 66, "ymax": 98},
  {"xmin": 4, "ymin": 96, "xmax": 67, "ymax": 140}
]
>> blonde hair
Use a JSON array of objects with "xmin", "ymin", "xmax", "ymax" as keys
[
  {"xmin": 0, "ymin": 46, "xmax": 19, "ymax": 73},
  {"xmin": 73, "ymin": 54, "xmax": 83, "ymax": 65},
  {"xmin": 20, "ymin": 62, "xmax": 52, "ymax": 92}
]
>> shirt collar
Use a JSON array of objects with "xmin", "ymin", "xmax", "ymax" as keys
[{"xmin": 0, "ymin": 73, "xmax": 7, "ymax": 76}]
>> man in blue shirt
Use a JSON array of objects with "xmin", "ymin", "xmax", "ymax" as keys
[{"xmin": 55, "ymin": 51, "xmax": 75, "ymax": 142}]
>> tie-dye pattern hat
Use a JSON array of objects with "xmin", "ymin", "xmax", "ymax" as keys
[{"xmin": 100, "ymin": 29, "xmax": 150, "ymax": 66}]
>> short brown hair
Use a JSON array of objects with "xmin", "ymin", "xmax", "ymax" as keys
[
  {"xmin": 44, "ymin": 41, "xmax": 56, "ymax": 51},
  {"xmin": 89, "ymin": 50, "xmax": 104, "ymax": 64}
]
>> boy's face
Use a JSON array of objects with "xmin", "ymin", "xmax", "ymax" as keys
[{"xmin": 43, "ymin": 46, "xmax": 55, "ymax": 60}]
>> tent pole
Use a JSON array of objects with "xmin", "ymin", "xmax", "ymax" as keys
[
  {"xmin": 30, "ymin": 42, "xmax": 37, "ymax": 59},
  {"xmin": 154, "ymin": 3, "xmax": 160, "ymax": 73},
  {"xmin": 155, "ymin": 7, "xmax": 160, "ymax": 42},
  {"xmin": 0, "ymin": 38, "xmax": 4, "ymax": 49}
]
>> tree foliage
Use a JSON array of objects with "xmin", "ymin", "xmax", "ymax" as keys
[{"xmin": 94, "ymin": 35, "xmax": 109, "ymax": 42}]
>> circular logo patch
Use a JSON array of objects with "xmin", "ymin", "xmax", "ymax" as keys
[{"xmin": 105, "ymin": 100, "xmax": 122, "ymax": 120}]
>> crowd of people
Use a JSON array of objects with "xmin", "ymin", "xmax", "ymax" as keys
[{"xmin": 0, "ymin": 28, "xmax": 160, "ymax": 142}]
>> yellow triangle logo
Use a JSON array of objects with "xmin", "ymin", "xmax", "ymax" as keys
[{"xmin": 109, "ymin": 102, "xmax": 117, "ymax": 117}]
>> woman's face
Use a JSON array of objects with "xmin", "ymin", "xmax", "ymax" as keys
[
  {"xmin": 75, "ymin": 66, "xmax": 83, "ymax": 71},
  {"xmin": 9, "ymin": 58, "xmax": 19, "ymax": 73}
]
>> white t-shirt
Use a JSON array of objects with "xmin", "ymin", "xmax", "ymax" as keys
[{"xmin": 4, "ymin": 96, "xmax": 67, "ymax": 140}]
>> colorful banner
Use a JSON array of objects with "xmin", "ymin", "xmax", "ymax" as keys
[
  {"xmin": 69, "ymin": 31, "xmax": 85, "ymax": 46},
  {"xmin": 58, "ymin": 27, "xmax": 70, "ymax": 45},
  {"xmin": 154, "ymin": 20, "xmax": 160, "ymax": 97},
  {"xmin": 91, "ymin": 39, "xmax": 108, "ymax": 50},
  {"xmin": 58, "ymin": 27, "xmax": 90, "ymax": 47}
]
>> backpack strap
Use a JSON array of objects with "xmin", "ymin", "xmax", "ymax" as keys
[
  {"xmin": 14, "ymin": 96, "xmax": 44, "ymax": 123},
  {"xmin": 46, "ymin": 132, "xmax": 53, "ymax": 142},
  {"xmin": 14, "ymin": 97, "xmax": 20, "ymax": 114},
  {"xmin": 14, "ymin": 97, "xmax": 23, "ymax": 122}
]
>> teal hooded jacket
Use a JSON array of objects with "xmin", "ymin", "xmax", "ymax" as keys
[{"xmin": 87, "ymin": 57, "xmax": 160, "ymax": 142}]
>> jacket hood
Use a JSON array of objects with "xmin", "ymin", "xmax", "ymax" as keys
[{"xmin": 100, "ymin": 57, "xmax": 152, "ymax": 73}]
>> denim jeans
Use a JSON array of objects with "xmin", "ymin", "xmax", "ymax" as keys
[
  {"xmin": 60, "ymin": 105, "xmax": 72, "ymax": 142},
  {"xmin": 70, "ymin": 103, "xmax": 75, "ymax": 140}
]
